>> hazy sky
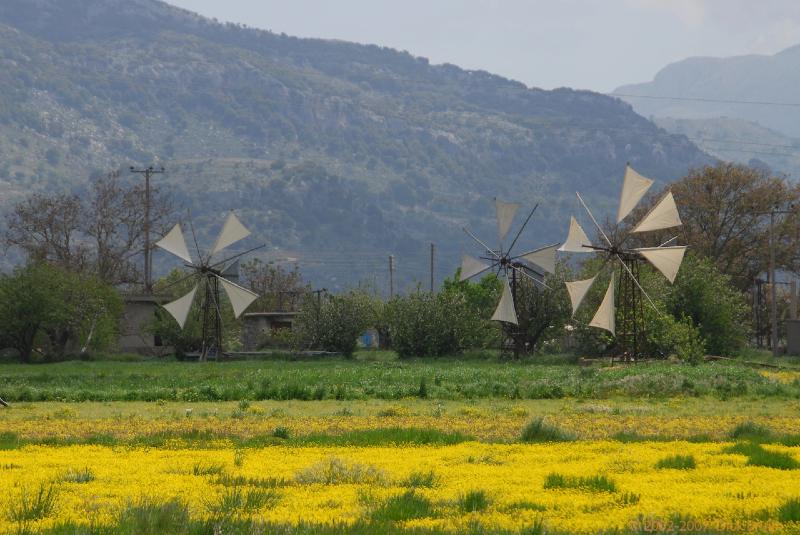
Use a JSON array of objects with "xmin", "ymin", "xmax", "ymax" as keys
[{"xmin": 166, "ymin": 0, "xmax": 800, "ymax": 92}]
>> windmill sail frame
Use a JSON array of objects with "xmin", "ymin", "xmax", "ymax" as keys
[
  {"xmin": 155, "ymin": 213, "xmax": 264, "ymax": 360},
  {"xmin": 560, "ymin": 164, "xmax": 686, "ymax": 359}
]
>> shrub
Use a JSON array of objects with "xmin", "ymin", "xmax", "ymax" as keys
[
  {"xmin": 645, "ymin": 312, "xmax": 706, "ymax": 364},
  {"xmin": 385, "ymin": 289, "xmax": 488, "ymax": 358},
  {"xmin": 520, "ymin": 417, "xmax": 575, "ymax": 443}
]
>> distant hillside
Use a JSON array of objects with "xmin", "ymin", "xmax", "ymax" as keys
[
  {"xmin": 615, "ymin": 45, "xmax": 800, "ymax": 139},
  {"xmin": 654, "ymin": 117, "xmax": 800, "ymax": 179},
  {"xmin": 0, "ymin": 0, "xmax": 710, "ymax": 291}
]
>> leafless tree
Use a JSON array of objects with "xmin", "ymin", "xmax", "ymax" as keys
[
  {"xmin": 241, "ymin": 259, "xmax": 308, "ymax": 312},
  {"xmin": 5, "ymin": 171, "xmax": 175, "ymax": 287}
]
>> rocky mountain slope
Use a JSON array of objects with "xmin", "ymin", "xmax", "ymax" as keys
[{"xmin": 0, "ymin": 0, "xmax": 710, "ymax": 290}]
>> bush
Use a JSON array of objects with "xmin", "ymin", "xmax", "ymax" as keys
[
  {"xmin": 663, "ymin": 254, "xmax": 748, "ymax": 356},
  {"xmin": 385, "ymin": 289, "xmax": 488, "ymax": 358},
  {"xmin": 293, "ymin": 290, "xmax": 374, "ymax": 357},
  {"xmin": 645, "ymin": 312, "xmax": 706, "ymax": 364}
]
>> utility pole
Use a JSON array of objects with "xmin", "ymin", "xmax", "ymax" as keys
[
  {"xmin": 130, "ymin": 165, "xmax": 165, "ymax": 294},
  {"xmin": 389, "ymin": 255, "xmax": 395, "ymax": 299},
  {"xmin": 430, "ymin": 243, "xmax": 435, "ymax": 293},
  {"xmin": 761, "ymin": 204, "xmax": 795, "ymax": 357}
]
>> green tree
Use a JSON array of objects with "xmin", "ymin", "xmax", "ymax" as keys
[{"xmin": 0, "ymin": 263, "xmax": 122, "ymax": 361}]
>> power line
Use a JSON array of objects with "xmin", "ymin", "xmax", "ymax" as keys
[{"xmin": 609, "ymin": 92, "xmax": 800, "ymax": 108}]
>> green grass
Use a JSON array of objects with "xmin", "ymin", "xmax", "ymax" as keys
[
  {"xmin": 728, "ymin": 421, "xmax": 775, "ymax": 442},
  {"xmin": 458, "ymin": 490, "xmax": 490, "ymax": 512},
  {"xmin": 371, "ymin": 491, "xmax": 434, "ymax": 522},
  {"xmin": 0, "ymin": 354, "xmax": 794, "ymax": 402},
  {"xmin": 60, "ymin": 467, "xmax": 95, "ymax": 483},
  {"xmin": 520, "ymin": 417, "xmax": 575, "ymax": 442},
  {"xmin": 115, "ymin": 498, "xmax": 189, "ymax": 535},
  {"xmin": 655, "ymin": 455, "xmax": 696, "ymax": 470},
  {"xmin": 543, "ymin": 473, "xmax": 617, "ymax": 493},
  {"xmin": 777, "ymin": 498, "xmax": 800, "ymax": 523},
  {"xmin": 7, "ymin": 483, "xmax": 58, "ymax": 522},
  {"xmin": 724, "ymin": 442, "xmax": 800, "ymax": 470},
  {"xmin": 207, "ymin": 487, "xmax": 280, "ymax": 515},
  {"xmin": 294, "ymin": 457, "xmax": 387, "ymax": 485},
  {"xmin": 403, "ymin": 470, "xmax": 439, "ymax": 488}
]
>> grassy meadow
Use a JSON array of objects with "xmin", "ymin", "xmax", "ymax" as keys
[{"xmin": 2, "ymin": 352, "xmax": 800, "ymax": 534}]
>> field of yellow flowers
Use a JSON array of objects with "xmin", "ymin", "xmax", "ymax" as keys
[
  {"xmin": 2, "ymin": 440, "xmax": 799, "ymax": 534},
  {"xmin": 1, "ymin": 399, "xmax": 800, "ymax": 534}
]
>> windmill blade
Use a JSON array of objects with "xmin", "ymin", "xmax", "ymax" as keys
[
  {"xmin": 217, "ymin": 276, "xmax": 259, "ymax": 318},
  {"xmin": 617, "ymin": 165, "xmax": 654, "ymax": 223},
  {"xmin": 511, "ymin": 264, "xmax": 552, "ymax": 290},
  {"xmin": 565, "ymin": 276, "xmax": 597, "ymax": 315},
  {"xmin": 156, "ymin": 223, "xmax": 193, "ymax": 263},
  {"xmin": 460, "ymin": 255, "xmax": 492, "ymax": 281},
  {"xmin": 495, "ymin": 199, "xmax": 520, "ymax": 243},
  {"xmin": 221, "ymin": 259, "xmax": 240, "ymax": 281},
  {"xmin": 635, "ymin": 246, "xmax": 687, "ymax": 283},
  {"xmin": 576, "ymin": 192, "xmax": 614, "ymax": 248},
  {"xmin": 632, "ymin": 191, "xmax": 682, "ymax": 233},
  {"xmin": 162, "ymin": 284, "xmax": 198, "ymax": 329},
  {"xmin": 558, "ymin": 217, "xmax": 592, "ymax": 252},
  {"xmin": 588, "ymin": 275, "xmax": 615, "ymax": 335},
  {"xmin": 520, "ymin": 244, "xmax": 559, "ymax": 274},
  {"xmin": 490, "ymin": 277, "xmax": 518, "ymax": 325},
  {"xmin": 211, "ymin": 213, "xmax": 251, "ymax": 256}
]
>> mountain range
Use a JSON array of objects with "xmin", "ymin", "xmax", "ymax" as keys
[
  {"xmin": 616, "ymin": 45, "xmax": 800, "ymax": 179},
  {"xmin": 0, "ymin": 0, "xmax": 711, "ymax": 291}
]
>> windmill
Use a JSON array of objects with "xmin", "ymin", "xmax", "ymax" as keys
[
  {"xmin": 156, "ymin": 213, "xmax": 264, "ymax": 360},
  {"xmin": 460, "ymin": 199, "xmax": 560, "ymax": 357},
  {"xmin": 560, "ymin": 164, "xmax": 687, "ymax": 359}
]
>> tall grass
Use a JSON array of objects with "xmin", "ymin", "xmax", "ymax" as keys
[
  {"xmin": 7, "ymin": 483, "xmax": 58, "ymax": 522},
  {"xmin": 519, "ymin": 418, "xmax": 575, "ymax": 443},
  {"xmin": 655, "ymin": 455, "xmax": 696, "ymax": 470},
  {"xmin": 724, "ymin": 442, "xmax": 799, "ymax": 470},
  {"xmin": 371, "ymin": 491, "xmax": 434, "ymax": 522},
  {"xmin": 295, "ymin": 457, "xmax": 387, "ymax": 485},
  {"xmin": 543, "ymin": 473, "xmax": 616, "ymax": 493}
]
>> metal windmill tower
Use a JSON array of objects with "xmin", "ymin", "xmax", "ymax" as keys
[
  {"xmin": 460, "ymin": 199, "xmax": 559, "ymax": 357},
  {"xmin": 156, "ymin": 213, "xmax": 264, "ymax": 360},
  {"xmin": 560, "ymin": 164, "xmax": 687, "ymax": 359}
]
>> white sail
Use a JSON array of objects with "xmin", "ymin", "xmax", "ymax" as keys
[
  {"xmin": 460, "ymin": 255, "xmax": 490, "ymax": 281},
  {"xmin": 491, "ymin": 278, "xmax": 518, "ymax": 325},
  {"xmin": 617, "ymin": 165, "xmax": 654, "ymax": 223},
  {"xmin": 558, "ymin": 216, "xmax": 592, "ymax": 253},
  {"xmin": 155, "ymin": 223, "xmax": 192, "ymax": 263},
  {"xmin": 162, "ymin": 285, "xmax": 198, "ymax": 329},
  {"xmin": 219, "ymin": 277, "xmax": 259, "ymax": 318},
  {"xmin": 565, "ymin": 276, "xmax": 597, "ymax": 315},
  {"xmin": 632, "ymin": 191, "xmax": 682, "ymax": 233},
  {"xmin": 211, "ymin": 213, "xmax": 251, "ymax": 256},
  {"xmin": 495, "ymin": 199, "xmax": 520, "ymax": 243},
  {"xmin": 635, "ymin": 246, "xmax": 687, "ymax": 283},
  {"xmin": 521, "ymin": 244, "xmax": 558, "ymax": 274},
  {"xmin": 589, "ymin": 276, "xmax": 615, "ymax": 335}
]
